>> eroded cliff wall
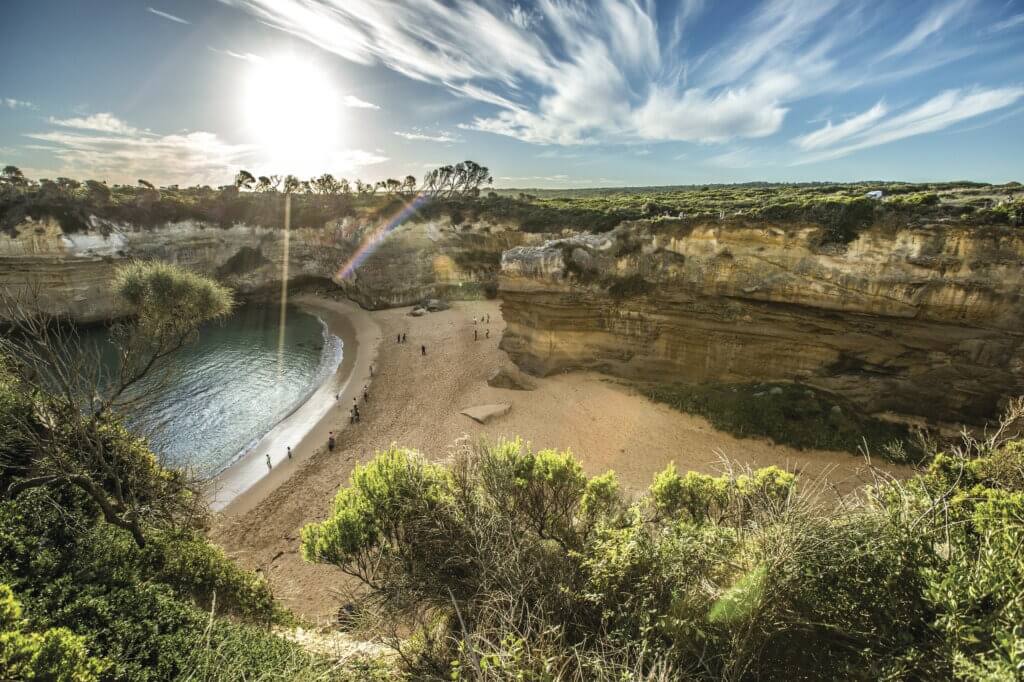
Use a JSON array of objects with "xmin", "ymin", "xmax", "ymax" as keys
[
  {"xmin": 498, "ymin": 219, "xmax": 1024, "ymax": 423},
  {"xmin": 0, "ymin": 216, "xmax": 543, "ymax": 322}
]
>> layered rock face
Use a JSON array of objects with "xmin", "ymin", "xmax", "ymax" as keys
[
  {"xmin": 0, "ymin": 216, "xmax": 543, "ymax": 322},
  {"xmin": 499, "ymin": 219, "xmax": 1024, "ymax": 423}
]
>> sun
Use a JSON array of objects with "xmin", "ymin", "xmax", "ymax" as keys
[{"xmin": 243, "ymin": 56, "xmax": 342, "ymax": 175}]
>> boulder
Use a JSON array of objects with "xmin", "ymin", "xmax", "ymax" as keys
[
  {"xmin": 460, "ymin": 403, "xmax": 512, "ymax": 424},
  {"xmin": 409, "ymin": 307, "xmax": 427, "ymax": 316},
  {"xmin": 487, "ymin": 365, "xmax": 537, "ymax": 391},
  {"xmin": 425, "ymin": 298, "xmax": 450, "ymax": 312}
]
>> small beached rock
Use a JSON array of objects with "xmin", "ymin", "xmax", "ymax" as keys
[
  {"xmin": 460, "ymin": 403, "xmax": 512, "ymax": 424},
  {"xmin": 425, "ymin": 298, "xmax": 450, "ymax": 312},
  {"xmin": 487, "ymin": 365, "xmax": 537, "ymax": 391},
  {"xmin": 409, "ymin": 307, "xmax": 427, "ymax": 316}
]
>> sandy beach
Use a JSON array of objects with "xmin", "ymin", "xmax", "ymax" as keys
[{"xmin": 210, "ymin": 297, "xmax": 912, "ymax": 622}]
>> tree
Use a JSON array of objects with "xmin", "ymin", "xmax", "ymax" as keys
[
  {"xmin": 1, "ymin": 165, "xmax": 27, "ymax": 188},
  {"xmin": 282, "ymin": 174, "xmax": 302, "ymax": 194},
  {"xmin": 402, "ymin": 175, "xmax": 417, "ymax": 196},
  {"xmin": 137, "ymin": 179, "xmax": 155, "ymax": 190},
  {"xmin": 84, "ymin": 180, "xmax": 110, "ymax": 204},
  {"xmin": 255, "ymin": 175, "xmax": 280, "ymax": 192},
  {"xmin": 1, "ymin": 262, "xmax": 234, "ymax": 547},
  {"xmin": 234, "ymin": 170, "xmax": 256, "ymax": 190}
]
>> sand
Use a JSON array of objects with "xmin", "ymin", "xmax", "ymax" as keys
[{"xmin": 210, "ymin": 298, "xmax": 912, "ymax": 622}]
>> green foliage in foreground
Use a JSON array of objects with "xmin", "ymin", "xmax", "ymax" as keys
[
  {"xmin": 303, "ymin": 431, "xmax": 1024, "ymax": 680},
  {"xmin": 644, "ymin": 381, "xmax": 920, "ymax": 462}
]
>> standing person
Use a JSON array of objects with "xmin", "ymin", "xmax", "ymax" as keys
[
  {"xmin": 369, "ymin": 363, "xmax": 374, "ymax": 376},
  {"xmin": 474, "ymin": 329, "xmax": 478, "ymax": 341},
  {"xmin": 363, "ymin": 386, "xmax": 369, "ymax": 402},
  {"xmin": 402, "ymin": 333, "xmax": 407, "ymax": 343},
  {"xmin": 328, "ymin": 431, "xmax": 336, "ymax": 452},
  {"xmin": 421, "ymin": 344, "xmax": 426, "ymax": 356},
  {"xmin": 486, "ymin": 329, "xmax": 490, "ymax": 339},
  {"xmin": 473, "ymin": 316, "xmax": 477, "ymax": 325},
  {"xmin": 396, "ymin": 333, "xmax": 401, "ymax": 344},
  {"xmin": 265, "ymin": 453, "xmax": 272, "ymax": 470},
  {"xmin": 287, "ymin": 446, "xmax": 292, "ymax": 460}
]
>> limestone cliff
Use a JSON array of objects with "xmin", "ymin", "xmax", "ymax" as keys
[
  {"xmin": 0, "ymin": 215, "xmax": 544, "ymax": 322},
  {"xmin": 498, "ymin": 219, "xmax": 1024, "ymax": 423}
]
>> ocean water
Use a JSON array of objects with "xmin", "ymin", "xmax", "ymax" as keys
[{"xmin": 84, "ymin": 303, "xmax": 342, "ymax": 477}]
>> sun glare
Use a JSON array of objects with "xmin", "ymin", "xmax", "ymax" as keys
[{"xmin": 243, "ymin": 56, "xmax": 341, "ymax": 175}]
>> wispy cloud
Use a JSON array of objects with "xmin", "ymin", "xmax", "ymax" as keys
[
  {"xmin": 147, "ymin": 7, "xmax": 190, "ymax": 25},
  {"xmin": 3, "ymin": 98, "xmax": 36, "ymax": 110},
  {"xmin": 794, "ymin": 86, "xmax": 1024, "ymax": 164},
  {"xmin": 985, "ymin": 12, "xmax": 1024, "ymax": 34},
  {"xmin": 343, "ymin": 94, "xmax": 379, "ymax": 109},
  {"xmin": 208, "ymin": 46, "xmax": 264, "ymax": 62},
  {"xmin": 704, "ymin": 148, "xmax": 765, "ymax": 169},
  {"xmin": 793, "ymin": 101, "xmax": 888, "ymax": 150},
  {"xmin": 49, "ymin": 113, "xmax": 143, "ymax": 136},
  {"xmin": 394, "ymin": 129, "xmax": 459, "ymax": 143},
  {"xmin": 881, "ymin": 0, "xmax": 972, "ymax": 59}
]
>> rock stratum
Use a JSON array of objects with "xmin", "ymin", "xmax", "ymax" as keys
[
  {"xmin": 0, "ymin": 216, "xmax": 543, "ymax": 322},
  {"xmin": 498, "ymin": 219, "xmax": 1024, "ymax": 423}
]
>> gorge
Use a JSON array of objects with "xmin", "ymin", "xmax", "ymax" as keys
[{"xmin": 5, "ymin": 200, "xmax": 1023, "ymax": 426}]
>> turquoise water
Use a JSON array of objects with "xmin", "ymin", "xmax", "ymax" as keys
[{"xmin": 84, "ymin": 304, "xmax": 342, "ymax": 476}]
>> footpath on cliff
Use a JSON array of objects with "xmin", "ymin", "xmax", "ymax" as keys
[{"xmin": 210, "ymin": 298, "xmax": 912, "ymax": 623}]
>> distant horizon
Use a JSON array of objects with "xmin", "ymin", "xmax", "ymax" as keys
[{"xmin": 2, "ymin": 0, "xmax": 1023, "ymax": 187}]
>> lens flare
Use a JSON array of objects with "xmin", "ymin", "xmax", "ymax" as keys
[{"xmin": 333, "ymin": 193, "xmax": 432, "ymax": 282}]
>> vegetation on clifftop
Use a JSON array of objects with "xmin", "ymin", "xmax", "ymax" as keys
[{"xmin": 3, "ymin": 164, "xmax": 1021, "ymax": 240}]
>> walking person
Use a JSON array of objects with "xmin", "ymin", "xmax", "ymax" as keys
[
  {"xmin": 287, "ymin": 446, "xmax": 292, "ymax": 460},
  {"xmin": 328, "ymin": 431, "xmax": 336, "ymax": 452},
  {"xmin": 363, "ymin": 386, "xmax": 369, "ymax": 402},
  {"xmin": 265, "ymin": 453, "xmax": 272, "ymax": 470},
  {"xmin": 486, "ymin": 329, "xmax": 490, "ymax": 339},
  {"xmin": 421, "ymin": 344, "xmax": 426, "ymax": 356},
  {"xmin": 474, "ymin": 329, "xmax": 478, "ymax": 341},
  {"xmin": 396, "ymin": 333, "xmax": 401, "ymax": 344},
  {"xmin": 402, "ymin": 333, "xmax": 407, "ymax": 343}
]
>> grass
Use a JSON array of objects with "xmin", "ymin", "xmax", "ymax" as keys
[{"xmin": 643, "ymin": 381, "xmax": 922, "ymax": 462}]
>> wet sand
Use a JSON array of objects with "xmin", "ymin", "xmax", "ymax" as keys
[{"xmin": 210, "ymin": 298, "xmax": 912, "ymax": 622}]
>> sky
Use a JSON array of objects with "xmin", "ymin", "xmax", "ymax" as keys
[{"xmin": 1, "ymin": 0, "xmax": 1022, "ymax": 188}]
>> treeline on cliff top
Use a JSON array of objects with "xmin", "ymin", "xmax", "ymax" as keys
[
  {"xmin": 2, "ymin": 262, "xmax": 1023, "ymax": 680},
  {"xmin": 2, "ymin": 163, "xmax": 1022, "ymax": 240}
]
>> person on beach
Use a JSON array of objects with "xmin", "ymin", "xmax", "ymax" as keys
[
  {"xmin": 402, "ymin": 333, "xmax": 407, "ymax": 343},
  {"xmin": 369, "ymin": 363, "xmax": 374, "ymax": 376},
  {"xmin": 363, "ymin": 386, "xmax": 369, "ymax": 402},
  {"xmin": 265, "ymin": 453, "xmax": 272, "ymax": 470},
  {"xmin": 421, "ymin": 344, "xmax": 426, "ymax": 356},
  {"xmin": 473, "ymin": 316, "xmax": 477, "ymax": 325},
  {"xmin": 396, "ymin": 334, "xmax": 401, "ymax": 343},
  {"xmin": 486, "ymin": 329, "xmax": 490, "ymax": 339},
  {"xmin": 353, "ymin": 406, "xmax": 360, "ymax": 423},
  {"xmin": 474, "ymin": 329, "xmax": 478, "ymax": 341},
  {"xmin": 328, "ymin": 431, "xmax": 336, "ymax": 452},
  {"xmin": 287, "ymin": 446, "xmax": 292, "ymax": 460}
]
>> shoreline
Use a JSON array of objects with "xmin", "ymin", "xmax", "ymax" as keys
[{"xmin": 207, "ymin": 295, "xmax": 380, "ymax": 514}]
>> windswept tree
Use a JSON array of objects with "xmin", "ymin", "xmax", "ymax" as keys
[
  {"xmin": 234, "ymin": 169, "xmax": 256, "ymax": 190},
  {"xmin": 402, "ymin": 175, "xmax": 417, "ymax": 196},
  {"xmin": 0, "ymin": 262, "xmax": 234, "ymax": 547},
  {"xmin": 137, "ymin": 179, "xmax": 155, "ymax": 190},
  {"xmin": 1, "ymin": 165, "xmax": 27, "ymax": 189},
  {"xmin": 282, "ymin": 174, "xmax": 302, "ymax": 194},
  {"xmin": 255, "ymin": 175, "xmax": 280, "ymax": 192},
  {"xmin": 421, "ymin": 160, "xmax": 492, "ymax": 198}
]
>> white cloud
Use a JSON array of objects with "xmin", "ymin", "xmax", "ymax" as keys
[
  {"xmin": 208, "ymin": 46, "xmax": 264, "ymax": 62},
  {"xmin": 49, "ymin": 113, "xmax": 142, "ymax": 136},
  {"xmin": 882, "ymin": 0, "xmax": 972, "ymax": 59},
  {"xmin": 3, "ymin": 98, "xmax": 36, "ymax": 110},
  {"xmin": 986, "ymin": 12, "xmax": 1024, "ymax": 33},
  {"xmin": 795, "ymin": 86, "xmax": 1024, "ymax": 164},
  {"xmin": 147, "ymin": 7, "xmax": 190, "ymax": 24},
  {"xmin": 222, "ymin": 0, "xmax": 1008, "ymax": 160},
  {"xmin": 394, "ymin": 130, "xmax": 459, "ymax": 143},
  {"xmin": 793, "ymin": 101, "xmax": 888, "ymax": 150},
  {"xmin": 343, "ymin": 94, "xmax": 379, "ymax": 109}
]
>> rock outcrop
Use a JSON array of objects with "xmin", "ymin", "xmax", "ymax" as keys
[
  {"xmin": 460, "ymin": 403, "xmax": 512, "ymax": 424},
  {"xmin": 487, "ymin": 364, "xmax": 537, "ymax": 391},
  {"xmin": 0, "ymin": 216, "xmax": 546, "ymax": 322},
  {"xmin": 499, "ymin": 218, "xmax": 1024, "ymax": 423}
]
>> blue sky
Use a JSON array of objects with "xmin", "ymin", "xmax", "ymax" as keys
[{"xmin": 1, "ymin": 0, "xmax": 1022, "ymax": 188}]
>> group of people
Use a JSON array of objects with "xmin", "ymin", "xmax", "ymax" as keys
[
  {"xmin": 265, "ymin": 308, "xmax": 493, "ymax": 473},
  {"xmin": 472, "ymin": 314, "xmax": 491, "ymax": 342}
]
